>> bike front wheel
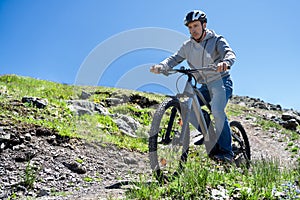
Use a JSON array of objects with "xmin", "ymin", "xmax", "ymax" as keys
[
  {"xmin": 230, "ymin": 121, "xmax": 251, "ymax": 168},
  {"xmin": 149, "ymin": 98, "xmax": 190, "ymax": 183}
]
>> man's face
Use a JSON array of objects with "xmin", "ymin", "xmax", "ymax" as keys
[{"xmin": 187, "ymin": 20, "xmax": 206, "ymax": 40}]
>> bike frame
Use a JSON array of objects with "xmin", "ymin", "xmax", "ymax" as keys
[{"xmin": 174, "ymin": 70, "xmax": 215, "ymax": 149}]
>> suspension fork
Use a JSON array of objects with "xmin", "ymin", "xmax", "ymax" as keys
[
  {"xmin": 191, "ymin": 94, "xmax": 210, "ymax": 141},
  {"xmin": 178, "ymin": 97, "xmax": 193, "ymax": 144},
  {"xmin": 162, "ymin": 106, "xmax": 177, "ymax": 144}
]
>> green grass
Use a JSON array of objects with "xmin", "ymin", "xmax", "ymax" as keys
[
  {"xmin": 109, "ymin": 104, "xmax": 153, "ymax": 126},
  {"xmin": 226, "ymin": 104, "xmax": 248, "ymax": 117},
  {"xmin": 256, "ymin": 116, "xmax": 283, "ymax": 131},
  {"xmin": 0, "ymin": 74, "xmax": 79, "ymax": 101},
  {"xmin": 126, "ymin": 155, "xmax": 300, "ymax": 199}
]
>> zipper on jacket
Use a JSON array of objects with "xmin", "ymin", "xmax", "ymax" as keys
[{"xmin": 201, "ymin": 40, "xmax": 209, "ymax": 83}]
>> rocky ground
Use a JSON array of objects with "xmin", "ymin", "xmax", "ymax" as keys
[
  {"xmin": 0, "ymin": 123, "xmax": 151, "ymax": 199},
  {"xmin": 0, "ymin": 95, "xmax": 299, "ymax": 199}
]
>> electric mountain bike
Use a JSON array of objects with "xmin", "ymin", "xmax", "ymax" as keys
[{"xmin": 148, "ymin": 66, "xmax": 251, "ymax": 182}]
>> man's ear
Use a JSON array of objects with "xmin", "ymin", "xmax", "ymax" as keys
[{"xmin": 203, "ymin": 23, "xmax": 207, "ymax": 29}]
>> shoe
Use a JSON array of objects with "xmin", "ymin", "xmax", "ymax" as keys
[
  {"xmin": 213, "ymin": 154, "xmax": 233, "ymax": 164},
  {"xmin": 232, "ymin": 144, "xmax": 239, "ymax": 153}
]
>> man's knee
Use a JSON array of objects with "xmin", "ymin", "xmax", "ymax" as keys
[{"xmin": 211, "ymin": 109, "xmax": 226, "ymax": 119}]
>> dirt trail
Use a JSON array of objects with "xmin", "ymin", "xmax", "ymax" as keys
[{"xmin": 231, "ymin": 114, "xmax": 297, "ymax": 167}]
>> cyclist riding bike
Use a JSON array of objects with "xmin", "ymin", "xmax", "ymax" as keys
[{"xmin": 150, "ymin": 10, "xmax": 236, "ymax": 162}]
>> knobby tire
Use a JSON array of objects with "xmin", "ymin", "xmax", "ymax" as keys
[{"xmin": 149, "ymin": 98, "xmax": 190, "ymax": 183}]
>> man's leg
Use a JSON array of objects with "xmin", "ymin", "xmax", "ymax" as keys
[{"xmin": 209, "ymin": 76, "xmax": 233, "ymax": 159}]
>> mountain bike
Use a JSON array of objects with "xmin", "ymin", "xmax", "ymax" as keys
[{"xmin": 148, "ymin": 66, "xmax": 251, "ymax": 182}]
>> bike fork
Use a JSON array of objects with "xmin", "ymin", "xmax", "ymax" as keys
[{"xmin": 175, "ymin": 98, "xmax": 193, "ymax": 145}]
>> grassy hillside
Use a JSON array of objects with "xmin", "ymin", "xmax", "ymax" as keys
[
  {"xmin": 0, "ymin": 74, "xmax": 299, "ymax": 199},
  {"xmin": 0, "ymin": 74, "xmax": 166, "ymax": 151}
]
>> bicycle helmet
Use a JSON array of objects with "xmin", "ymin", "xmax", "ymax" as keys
[{"xmin": 184, "ymin": 10, "xmax": 207, "ymax": 26}]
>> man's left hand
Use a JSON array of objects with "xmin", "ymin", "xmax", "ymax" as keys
[{"xmin": 217, "ymin": 62, "xmax": 229, "ymax": 72}]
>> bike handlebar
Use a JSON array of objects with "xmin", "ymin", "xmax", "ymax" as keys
[
  {"xmin": 152, "ymin": 63, "xmax": 230, "ymax": 77},
  {"xmin": 168, "ymin": 64, "xmax": 230, "ymax": 75},
  {"xmin": 173, "ymin": 66, "xmax": 216, "ymax": 73},
  {"xmin": 165, "ymin": 64, "xmax": 231, "ymax": 86}
]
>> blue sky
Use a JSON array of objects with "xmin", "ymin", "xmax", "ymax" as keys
[{"xmin": 0, "ymin": 0, "xmax": 299, "ymax": 111}]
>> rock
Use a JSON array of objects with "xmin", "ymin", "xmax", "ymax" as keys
[
  {"xmin": 123, "ymin": 157, "xmax": 138, "ymax": 165},
  {"xmin": 0, "ymin": 127, "xmax": 5, "ymax": 134},
  {"xmin": 94, "ymin": 103, "xmax": 109, "ymax": 115},
  {"xmin": 129, "ymin": 94, "xmax": 159, "ymax": 108},
  {"xmin": 282, "ymin": 112, "xmax": 300, "ymax": 124},
  {"xmin": 253, "ymin": 102, "xmax": 269, "ymax": 110},
  {"xmin": 21, "ymin": 97, "xmax": 48, "ymax": 109},
  {"xmin": 229, "ymin": 95, "xmax": 283, "ymax": 111},
  {"xmin": 24, "ymin": 133, "xmax": 32, "ymax": 141},
  {"xmin": 280, "ymin": 119, "xmax": 299, "ymax": 131},
  {"xmin": 0, "ymin": 143, "xmax": 5, "ymax": 150},
  {"xmin": 67, "ymin": 100, "xmax": 109, "ymax": 116},
  {"xmin": 105, "ymin": 97, "xmax": 124, "ymax": 107},
  {"xmin": 270, "ymin": 104, "xmax": 282, "ymax": 111},
  {"xmin": 282, "ymin": 112, "xmax": 294, "ymax": 121},
  {"xmin": 15, "ymin": 151, "xmax": 36, "ymax": 162},
  {"xmin": 73, "ymin": 106, "xmax": 93, "ymax": 116},
  {"xmin": 0, "ymin": 133, "xmax": 11, "ymax": 141},
  {"xmin": 36, "ymin": 188, "xmax": 50, "ymax": 197},
  {"xmin": 113, "ymin": 114, "xmax": 140, "ymax": 137},
  {"xmin": 62, "ymin": 162, "xmax": 86, "ymax": 174},
  {"xmin": 80, "ymin": 91, "xmax": 91, "ymax": 100},
  {"xmin": 211, "ymin": 185, "xmax": 229, "ymax": 199}
]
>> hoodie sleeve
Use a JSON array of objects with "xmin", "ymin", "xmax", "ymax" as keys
[
  {"xmin": 160, "ymin": 44, "xmax": 186, "ymax": 70},
  {"xmin": 216, "ymin": 36, "xmax": 236, "ymax": 67}
]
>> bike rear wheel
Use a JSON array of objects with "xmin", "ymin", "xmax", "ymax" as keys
[
  {"xmin": 149, "ymin": 98, "xmax": 190, "ymax": 183},
  {"xmin": 230, "ymin": 121, "xmax": 251, "ymax": 168}
]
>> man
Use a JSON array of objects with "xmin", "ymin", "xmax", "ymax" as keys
[{"xmin": 150, "ymin": 10, "xmax": 236, "ymax": 162}]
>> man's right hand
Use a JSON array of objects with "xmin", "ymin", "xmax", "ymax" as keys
[{"xmin": 150, "ymin": 65, "xmax": 163, "ymax": 74}]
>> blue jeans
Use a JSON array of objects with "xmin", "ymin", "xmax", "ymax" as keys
[{"xmin": 198, "ymin": 76, "xmax": 233, "ymax": 158}]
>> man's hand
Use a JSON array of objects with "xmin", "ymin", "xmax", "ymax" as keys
[
  {"xmin": 150, "ymin": 64, "xmax": 163, "ymax": 74},
  {"xmin": 217, "ymin": 62, "xmax": 230, "ymax": 72}
]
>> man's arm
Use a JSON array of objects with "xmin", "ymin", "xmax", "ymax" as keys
[
  {"xmin": 150, "ymin": 45, "xmax": 186, "ymax": 75},
  {"xmin": 217, "ymin": 36, "xmax": 236, "ymax": 67}
]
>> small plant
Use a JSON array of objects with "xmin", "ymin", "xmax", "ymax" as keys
[
  {"xmin": 21, "ymin": 161, "xmax": 39, "ymax": 189},
  {"xmin": 291, "ymin": 146, "xmax": 299, "ymax": 153},
  {"xmin": 83, "ymin": 176, "xmax": 94, "ymax": 182},
  {"xmin": 75, "ymin": 158, "xmax": 84, "ymax": 164},
  {"xmin": 288, "ymin": 142, "xmax": 294, "ymax": 146}
]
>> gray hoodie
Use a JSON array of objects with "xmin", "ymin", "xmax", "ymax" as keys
[{"xmin": 160, "ymin": 29, "xmax": 236, "ymax": 84}]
